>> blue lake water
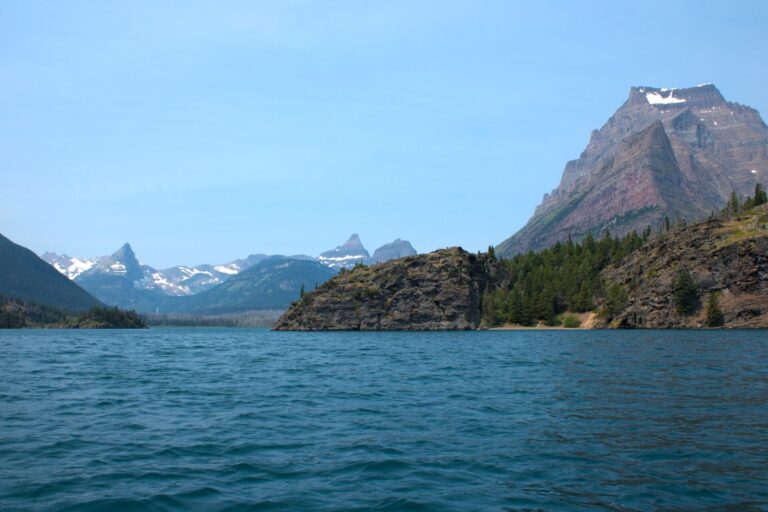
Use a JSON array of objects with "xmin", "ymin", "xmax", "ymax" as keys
[{"xmin": 1, "ymin": 329, "xmax": 767, "ymax": 511}]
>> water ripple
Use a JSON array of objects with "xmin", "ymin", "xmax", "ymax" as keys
[{"xmin": 1, "ymin": 329, "xmax": 767, "ymax": 510}]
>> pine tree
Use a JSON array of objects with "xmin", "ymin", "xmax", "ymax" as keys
[
  {"xmin": 705, "ymin": 291, "xmax": 724, "ymax": 327},
  {"xmin": 754, "ymin": 183, "xmax": 767, "ymax": 207},
  {"xmin": 673, "ymin": 268, "xmax": 698, "ymax": 315},
  {"xmin": 603, "ymin": 283, "xmax": 628, "ymax": 321},
  {"xmin": 728, "ymin": 190, "xmax": 740, "ymax": 216},
  {"xmin": 487, "ymin": 245, "xmax": 496, "ymax": 261},
  {"xmin": 300, "ymin": 283, "xmax": 305, "ymax": 298}
]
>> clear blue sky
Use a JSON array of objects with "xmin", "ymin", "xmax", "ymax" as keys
[{"xmin": 1, "ymin": 1, "xmax": 766, "ymax": 268}]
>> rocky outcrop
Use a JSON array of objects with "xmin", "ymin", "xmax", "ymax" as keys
[
  {"xmin": 601, "ymin": 207, "xmax": 768, "ymax": 328},
  {"xmin": 498, "ymin": 84, "xmax": 768, "ymax": 256},
  {"xmin": 274, "ymin": 248, "xmax": 506, "ymax": 330}
]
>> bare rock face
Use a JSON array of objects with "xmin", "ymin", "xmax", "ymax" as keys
[
  {"xmin": 273, "ymin": 248, "xmax": 505, "ymax": 330},
  {"xmin": 601, "ymin": 207, "xmax": 768, "ymax": 328},
  {"xmin": 498, "ymin": 84, "xmax": 768, "ymax": 256}
]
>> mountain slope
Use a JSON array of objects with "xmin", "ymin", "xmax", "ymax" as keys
[
  {"xmin": 170, "ymin": 257, "xmax": 337, "ymax": 315},
  {"xmin": 0, "ymin": 233, "xmax": 102, "ymax": 311},
  {"xmin": 600, "ymin": 206, "xmax": 768, "ymax": 328},
  {"xmin": 73, "ymin": 243, "xmax": 166, "ymax": 311},
  {"xmin": 498, "ymin": 84, "xmax": 768, "ymax": 256}
]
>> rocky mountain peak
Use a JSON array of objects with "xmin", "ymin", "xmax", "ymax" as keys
[
  {"xmin": 340, "ymin": 233, "xmax": 365, "ymax": 251},
  {"xmin": 498, "ymin": 84, "xmax": 768, "ymax": 256},
  {"xmin": 371, "ymin": 239, "xmax": 417, "ymax": 263},
  {"xmin": 318, "ymin": 233, "xmax": 371, "ymax": 269},
  {"xmin": 112, "ymin": 243, "xmax": 137, "ymax": 262}
]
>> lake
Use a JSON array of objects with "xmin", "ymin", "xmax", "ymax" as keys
[{"xmin": 1, "ymin": 329, "xmax": 767, "ymax": 511}]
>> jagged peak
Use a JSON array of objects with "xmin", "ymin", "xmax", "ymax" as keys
[
  {"xmin": 111, "ymin": 242, "xmax": 136, "ymax": 259},
  {"xmin": 319, "ymin": 233, "xmax": 371, "ymax": 263}
]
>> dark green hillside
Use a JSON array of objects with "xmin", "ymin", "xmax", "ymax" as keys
[
  {"xmin": 171, "ymin": 257, "xmax": 336, "ymax": 315},
  {"xmin": 1, "ymin": 295, "xmax": 146, "ymax": 328},
  {"xmin": 0, "ymin": 233, "xmax": 102, "ymax": 311}
]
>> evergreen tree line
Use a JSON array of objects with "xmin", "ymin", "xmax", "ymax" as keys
[
  {"xmin": 721, "ymin": 183, "xmax": 767, "ymax": 218},
  {"xmin": 76, "ymin": 306, "xmax": 146, "ymax": 328},
  {"xmin": 672, "ymin": 268, "xmax": 724, "ymax": 327},
  {"xmin": 482, "ymin": 230, "xmax": 647, "ymax": 326},
  {"xmin": 0, "ymin": 296, "xmax": 146, "ymax": 329}
]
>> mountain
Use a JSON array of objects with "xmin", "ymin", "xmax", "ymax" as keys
[
  {"xmin": 371, "ymin": 239, "xmax": 417, "ymax": 263},
  {"xmin": 42, "ymin": 249, "xmax": 317, "ymax": 298},
  {"xmin": 44, "ymin": 249, "xmax": 251, "ymax": 297},
  {"xmin": 41, "ymin": 252, "xmax": 99, "ymax": 279},
  {"xmin": 41, "ymin": 236, "xmax": 413, "ymax": 314},
  {"xmin": 497, "ymin": 84, "xmax": 768, "ymax": 256},
  {"xmin": 274, "ymin": 248, "xmax": 505, "ymax": 330},
  {"xmin": 171, "ymin": 257, "xmax": 337, "ymax": 315},
  {"xmin": 73, "ymin": 243, "xmax": 165, "ymax": 312},
  {"xmin": 600, "ymin": 205, "xmax": 768, "ymax": 328},
  {"xmin": 318, "ymin": 234, "xmax": 371, "ymax": 269},
  {"xmin": 0, "ymin": 232, "xmax": 102, "ymax": 311}
]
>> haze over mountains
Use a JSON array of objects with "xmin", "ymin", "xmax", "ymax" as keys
[
  {"xmin": 41, "ymin": 234, "xmax": 417, "ymax": 313},
  {"xmin": 498, "ymin": 84, "xmax": 768, "ymax": 256}
]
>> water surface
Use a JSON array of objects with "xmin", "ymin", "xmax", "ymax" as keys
[{"xmin": 1, "ymin": 329, "xmax": 767, "ymax": 510}]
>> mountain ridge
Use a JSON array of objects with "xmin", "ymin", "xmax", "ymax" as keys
[
  {"xmin": 498, "ymin": 83, "xmax": 768, "ymax": 256},
  {"xmin": 0, "ymin": 232, "xmax": 103, "ymax": 311}
]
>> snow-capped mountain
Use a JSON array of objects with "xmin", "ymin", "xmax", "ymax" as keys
[
  {"xmin": 316, "ymin": 234, "xmax": 418, "ymax": 269},
  {"xmin": 42, "ymin": 235, "xmax": 419, "ymax": 309},
  {"xmin": 42, "ymin": 248, "xmax": 304, "ymax": 297},
  {"xmin": 318, "ymin": 234, "xmax": 371, "ymax": 269},
  {"xmin": 41, "ymin": 252, "xmax": 99, "ymax": 280}
]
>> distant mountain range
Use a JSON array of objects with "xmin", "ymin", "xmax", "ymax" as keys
[
  {"xmin": 0, "ymin": 233, "xmax": 102, "ymax": 311},
  {"xmin": 497, "ymin": 84, "xmax": 768, "ymax": 256},
  {"xmin": 40, "ymin": 234, "xmax": 417, "ymax": 313},
  {"xmin": 317, "ymin": 234, "xmax": 417, "ymax": 269},
  {"xmin": 171, "ymin": 257, "xmax": 337, "ymax": 315}
]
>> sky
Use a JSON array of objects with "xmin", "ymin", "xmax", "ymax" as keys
[{"xmin": 1, "ymin": 1, "xmax": 767, "ymax": 268}]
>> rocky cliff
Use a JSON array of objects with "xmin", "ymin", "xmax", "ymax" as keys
[
  {"xmin": 498, "ymin": 84, "xmax": 768, "ymax": 256},
  {"xmin": 601, "ymin": 206, "xmax": 768, "ymax": 328},
  {"xmin": 274, "ymin": 248, "xmax": 505, "ymax": 330}
]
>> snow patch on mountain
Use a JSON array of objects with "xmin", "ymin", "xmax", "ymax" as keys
[
  {"xmin": 214, "ymin": 264, "xmax": 239, "ymax": 275},
  {"xmin": 646, "ymin": 91, "xmax": 686, "ymax": 105}
]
